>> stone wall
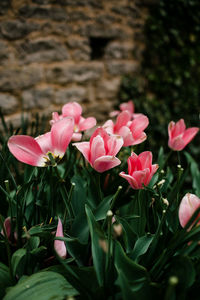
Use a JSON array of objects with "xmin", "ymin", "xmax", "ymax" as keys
[{"xmin": 0, "ymin": 0, "xmax": 149, "ymax": 128}]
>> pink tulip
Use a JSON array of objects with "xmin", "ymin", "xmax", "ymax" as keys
[
  {"xmin": 109, "ymin": 100, "xmax": 143, "ymax": 119},
  {"xmin": 73, "ymin": 127, "xmax": 123, "ymax": 173},
  {"xmin": 54, "ymin": 218, "xmax": 67, "ymax": 259},
  {"xmin": 51, "ymin": 102, "xmax": 96, "ymax": 142},
  {"xmin": 178, "ymin": 193, "xmax": 200, "ymax": 228},
  {"xmin": 168, "ymin": 119, "xmax": 199, "ymax": 151},
  {"xmin": 119, "ymin": 151, "xmax": 158, "ymax": 189},
  {"xmin": 8, "ymin": 117, "xmax": 74, "ymax": 167},
  {"xmin": 104, "ymin": 111, "xmax": 149, "ymax": 147}
]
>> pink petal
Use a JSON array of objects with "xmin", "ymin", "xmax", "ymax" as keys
[
  {"xmin": 71, "ymin": 133, "xmax": 82, "ymax": 141},
  {"xmin": 131, "ymin": 132, "xmax": 147, "ymax": 146},
  {"xmin": 138, "ymin": 151, "xmax": 152, "ymax": 170},
  {"xmin": 94, "ymin": 156, "xmax": 121, "ymax": 173},
  {"xmin": 129, "ymin": 115, "xmax": 149, "ymax": 139},
  {"xmin": 172, "ymin": 119, "xmax": 186, "ymax": 137},
  {"xmin": 118, "ymin": 126, "xmax": 134, "ymax": 146},
  {"xmin": 90, "ymin": 127, "xmax": 110, "ymax": 146},
  {"xmin": 127, "ymin": 152, "xmax": 139, "ymax": 175},
  {"xmin": 151, "ymin": 164, "xmax": 159, "ymax": 176},
  {"xmin": 109, "ymin": 110, "xmax": 120, "ymax": 117},
  {"xmin": 54, "ymin": 218, "xmax": 67, "ymax": 259},
  {"xmin": 131, "ymin": 170, "xmax": 149, "ymax": 189},
  {"xmin": 62, "ymin": 102, "xmax": 82, "ymax": 124},
  {"xmin": 103, "ymin": 120, "xmax": 114, "ymax": 135},
  {"xmin": 168, "ymin": 135, "xmax": 185, "ymax": 151},
  {"xmin": 72, "ymin": 142, "xmax": 90, "ymax": 161},
  {"xmin": 8, "ymin": 135, "xmax": 45, "ymax": 167},
  {"xmin": 90, "ymin": 136, "xmax": 106, "ymax": 165},
  {"xmin": 119, "ymin": 172, "xmax": 139, "ymax": 189},
  {"xmin": 182, "ymin": 127, "xmax": 199, "ymax": 147},
  {"xmin": 106, "ymin": 135, "xmax": 123, "ymax": 156},
  {"xmin": 114, "ymin": 111, "xmax": 131, "ymax": 133},
  {"xmin": 78, "ymin": 117, "xmax": 96, "ymax": 131},
  {"xmin": 73, "ymin": 141, "xmax": 90, "ymax": 162},
  {"xmin": 35, "ymin": 132, "xmax": 52, "ymax": 154},
  {"xmin": 51, "ymin": 117, "xmax": 74, "ymax": 157},
  {"xmin": 168, "ymin": 121, "xmax": 175, "ymax": 141},
  {"xmin": 120, "ymin": 100, "xmax": 134, "ymax": 114}
]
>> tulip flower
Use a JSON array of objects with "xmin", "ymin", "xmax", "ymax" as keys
[
  {"xmin": 73, "ymin": 127, "xmax": 123, "ymax": 173},
  {"xmin": 119, "ymin": 151, "xmax": 158, "ymax": 189},
  {"xmin": 168, "ymin": 119, "xmax": 199, "ymax": 151},
  {"xmin": 103, "ymin": 111, "xmax": 149, "ymax": 147},
  {"xmin": 8, "ymin": 117, "xmax": 74, "ymax": 167},
  {"xmin": 109, "ymin": 100, "xmax": 143, "ymax": 119},
  {"xmin": 54, "ymin": 218, "xmax": 67, "ymax": 259},
  {"xmin": 178, "ymin": 193, "xmax": 200, "ymax": 228},
  {"xmin": 51, "ymin": 102, "xmax": 96, "ymax": 141}
]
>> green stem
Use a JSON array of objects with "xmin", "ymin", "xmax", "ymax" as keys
[
  {"xmin": 96, "ymin": 172, "xmax": 103, "ymax": 203},
  {"xmin": 105, "ymin": 210, "xmax": 113, "ymax": 275}
]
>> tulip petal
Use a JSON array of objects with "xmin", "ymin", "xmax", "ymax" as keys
[
  {"xmin": 168, "ymin": 135, "xmax": 185, "ymax": 151},
  {"xmin": 35, "ymin": 132, "xmax": 52, "ymax": 154},
  {"xmin": 106, "ymin": 135, "xmax": 123, "ymax": 156},
  {"xmin": 118, "ymin": 126, "xmax": 134, "ymax": 146},
  {"xmin": 120, "ymin": 100, "xmax": 134, "ymax": 114},
  {"xmin": 172, "ymin": 119, "xmax": 186, "ymax": 137},
  {"xmin": 109, "ymin": 110, "xmax": 120, "ymax": 117},
  {"xmin": 182, "ymin": 127, "xmax": 199, "ymax": 146},
  {"xmin": 71, "ymin": 133, "xmax": 82, "ymax": 142},
  {"xmin": 8, "ymin": 135, "xmax": 45, "ymax": 166},
  {"xmin": 119, "ymin": 172, "xmax": 139, "ymax": 189},
  {"xmin": 168, "ymin": 121, "xmax": 175, "ymax": 140},
  {"xmin": 62, "ymin": 102, "xmax": 82, "ymax": 124},
  {"xmin": 115, "ymin": 111, "xmax": 131, "ymax": 132},
  {"xmin": 129, "ymin": 115, "xmax": 149, "ymax": 139},
  {"xmin": 78, "ymin": 117, "xmax": 96, "ymax": 131},
  {"xmin": 54, "ymin": 218, "xmax": 67, "ymax": 259},
  {"xmin": 127, "ymin": 152, "xmax": 139, "ymax": 174},
  {"xmin": 94, "ymin": 156, "xmax": 121, "ymax": 173},
  {"xmin": 90, "ymin": 136, "xmax": 106, "ymax": 164},
  {"xmin": 51, "ymin": 117, "xmax": 74, "ymax": 157},
  {"xmin": 73, "ymin": 142, "xmax": 90, "ymax": 162},
  {"xmin": 103, "ymin": 120, "xmax": 114, "ymax": 135},
  {"xmin": 138, "ymin": 151, "xmax": 152, "ymax": 170}
]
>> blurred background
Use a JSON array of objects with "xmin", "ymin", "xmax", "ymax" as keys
[{"xmin": 0, "ymin": 0, "xmax": 199, "ymax": 156}]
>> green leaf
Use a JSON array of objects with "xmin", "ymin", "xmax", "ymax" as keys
[
  {"xmin": 114, "ymin": 241, "xmax": 148, "ymax": 283},
  {"xmin": 85, "ymin": 204, "xmax": 106, "ymax": 287},
  {"xmin": 4, "ymin": 271, "xmax": 77, "ymax": 300},
  {"xmin": 11, "ymin": 248, "xmax": 27, "ymax": 277},
  {"xmin": 130, "ymin": 234, "xmax": 154, "ymax": 262},
  {"xmin": 94, "ymin": 195, "xmax": 113, "ymax": 221},
  {"xmin": 0, "ymin": 262, "xmax": 12, "ymax": 298}
]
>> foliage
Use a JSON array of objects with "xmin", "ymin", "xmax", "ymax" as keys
[
  {"xmin": 119, "ymin": 0, "xmax": 200, "ymax": 156},
  {"xmin": 0, "ymin": 109, "xmax": 199, "ymax": 300}
]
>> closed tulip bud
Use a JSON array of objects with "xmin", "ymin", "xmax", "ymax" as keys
[{"xmin": 178, "ymin": 193, "xmax": 200, "ymax": 228}]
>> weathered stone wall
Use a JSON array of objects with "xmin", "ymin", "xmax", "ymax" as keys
[{"xmin": 0, "ymin": 0, "xmax": 148, "ymax": 127}]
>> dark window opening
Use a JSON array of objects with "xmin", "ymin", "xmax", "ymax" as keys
[{"xmin": 90, "ymin": 37, "xmax": 111, "ymax": 60}]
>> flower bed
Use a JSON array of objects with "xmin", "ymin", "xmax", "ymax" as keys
[{"xmin": 0, "ymin": 101, "xmax": 199, "ymax": 299}]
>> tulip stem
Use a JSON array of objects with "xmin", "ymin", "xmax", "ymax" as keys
[
  {"xmin": 105, "ymin": 210, "xmax": 113, "ymax": 275},
  {"xmin": 96, "ymin": 172, "xmax": 103, "ymax": 203}
]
